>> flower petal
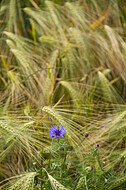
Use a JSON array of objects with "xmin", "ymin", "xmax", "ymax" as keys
[
  {"xmin": 59, "ymin": 124, "xmax": 63, "ymax": 131},
  {"xmin": 49, "ymin": 124, "xmax": 66, "ymax": 139}
]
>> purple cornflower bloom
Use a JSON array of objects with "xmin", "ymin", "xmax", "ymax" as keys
[{"xmin": 49, "ymin": 124, "xmax": 66, "ymax": 139}]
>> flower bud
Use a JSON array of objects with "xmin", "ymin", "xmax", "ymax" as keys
[
  {"xmin": 96, "ymin": 144, "xmax": 99, "ymax": 148},
  {"xmin": 84, "ymin": 132, "xmax": 89, "ymax": 138}
]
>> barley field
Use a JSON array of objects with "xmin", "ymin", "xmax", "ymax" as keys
[{"xmin": 0, "ymin": 0, "xmax": 126, "ymax": 189}]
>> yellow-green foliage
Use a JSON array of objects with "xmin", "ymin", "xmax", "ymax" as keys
[
  {"xmin": 0, "ymin": 0, "xmax": 126, "ymax": 189},
  {"xmin": 1, "ymin": 172, "xmax": 37, "ymax": 190}
]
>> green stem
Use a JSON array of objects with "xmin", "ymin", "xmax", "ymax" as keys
[
  {"xmin": 67, "ymin": 136, "xmax": 86, "ymax": 160},
  {"xmin": 40, "ymin": 150, "xmax": 43, "ymax": 190},
  {"xmin": 29, "ymin": 116, "xmax": 48, "ymax": 129},
  {"xmin": 40, "ymin": 126, "xmax": 44, "ymax": 190},
  {"xmin": 62, "ymin": 144, "xmax": 67, "ymax": 172},
  {"xmin": 95, "ymin": 149, "xmax": 104, "ymax": 172}
]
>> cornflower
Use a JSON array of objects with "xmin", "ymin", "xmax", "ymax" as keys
[{"xmin": 49, "ymin": 124, "xmax": 66, "ymax": 139}]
